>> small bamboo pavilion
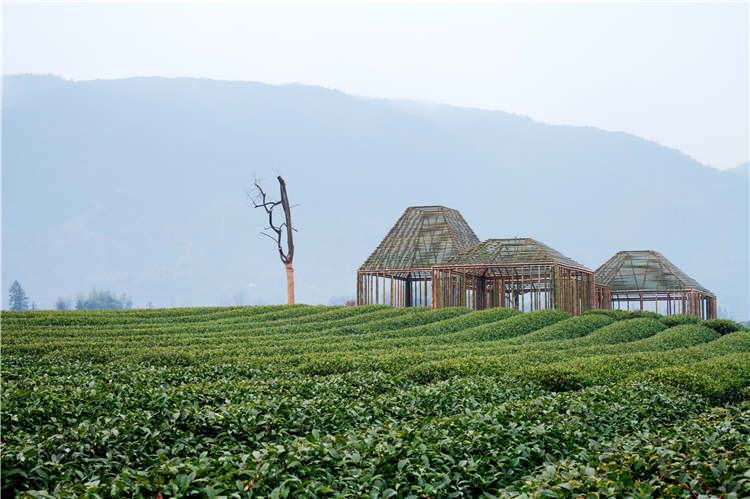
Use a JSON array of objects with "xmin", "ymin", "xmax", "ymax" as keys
[
  {"xmin": 357, "ymin": 206, "xmax": 480, "ymax": 307},
  {"xmin": 432, "ymin": 238, "xmax": 596, "ymax": 315},
  {"xmin": 357, "ymin": 206, "xmax": 717, "ymax": 317},
  {"xmin": 595, "ymin": 250, "xmax": 716, "ymax": 319}
]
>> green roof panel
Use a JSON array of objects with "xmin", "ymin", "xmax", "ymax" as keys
[
  {"xmin": 360, "ymin": 206, "xmax": 480, "ymax": 271},
  {"xmin": 440, "ymin": 238, "xmax": 590, "ymax": 270},
  {"xmin": 595, "ymin": 250, "xmax": 712, "ymax": 294}
]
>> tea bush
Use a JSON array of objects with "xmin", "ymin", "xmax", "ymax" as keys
[
  {"xmin": 504, "ymin": 399, "xmax": 750, "ymax": 497},
  {"xmin": 507, "ymin": 314, "xmax": 615, "ymax": 344},
  {"xmin": 659, "ymin": 312, "xmax": 701, "ymax": 327},
  {"xmin": 631, "ymin": 352, "xmax": 750, "ymax": 403},
  {"xmin": 702, "ymin": 318, "xmax": 750, "ymax": 335},
  {"xmin": 576, "ymin": 318, "xmax": 666, "ymax": 345},
  {"xmin": 2, "ymin": 305, "xmax": 748, "ymax": 497},
  {"xmin": 584, "ymin": 309, "xmax": 662, "ymax": 320},
  {"xmin": 452, "ymin": 309, "xmax": 570, "ymax": 342}
]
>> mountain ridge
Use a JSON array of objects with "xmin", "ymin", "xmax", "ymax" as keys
[
  {"xmin": 2, "ymin": 73, "xmax": 732, "ymax": 173},
  {"xmin": 2, "ymin": 74, "xmax": 747, "ymax": 318}
]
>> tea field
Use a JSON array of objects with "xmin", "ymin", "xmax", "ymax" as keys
[{"xmin": 2, "ymin": 305, "xmax": 750, "ymax": 497}]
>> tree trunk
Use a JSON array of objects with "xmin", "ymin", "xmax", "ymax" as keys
[{"xmin": 285, "ymin": 263, "xmax": 295, "ymax": 304}]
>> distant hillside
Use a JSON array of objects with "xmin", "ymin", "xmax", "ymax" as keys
[
  {"xmin": 2, "ymin": 74, "xmax": 747, "ymax": 318},
  {"xmin": 729, "ymin": 161, "xmax": 749, "ymax": 176}
]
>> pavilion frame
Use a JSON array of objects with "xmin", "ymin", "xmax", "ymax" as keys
[
  {"xmin": 431, "ymin": 262, "xmax": 596, "ymax": 316},
  {"xmin": 356, "ymin": 268, "xmax": 433, "ymax": 307},
  {"xmin": 609, "ymin": 288, "xmax": 716, "ymax": 319},
  {"xmin": 595, "ymin": 250, "xmax": 717, "ymax": 319},
  {"xmin": 357, "ymin": 206, "xmax": 480, "ymax": 307},
  {"xmin": 595, "ymin": 284, "xmax": 612, "ymax": 310}
]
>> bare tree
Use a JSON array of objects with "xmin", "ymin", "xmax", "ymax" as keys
[{"xmin": 251, "ymin": 176, "xmax": 296, "ymax": 304}]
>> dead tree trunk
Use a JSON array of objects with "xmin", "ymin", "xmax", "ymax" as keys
[
  {"xmin": 251, "ymin": 176, "xmax": 296, "ymax": 304},
  {"xmin": 277, "ymin": 176, "xmax": 295, "ymax": 304},
  {"xmin": 285, "ymin": 263, "xmax": 295, "ymax": 305}
]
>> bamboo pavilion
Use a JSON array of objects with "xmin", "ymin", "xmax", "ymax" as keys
[
  {"xmin": 357, "ymin": 206, "xmax": 479, "ymax": 307},
  {"xmin": 431, "ymin": 238, "xmax": 596, "ymax": 315},
  {"xmin": 357, "ymin": 207, "xmax": 718, "ymax": 317},
  {"xmin": 595, "ymin": 250, "xmax": 716, "ymax": 319}
]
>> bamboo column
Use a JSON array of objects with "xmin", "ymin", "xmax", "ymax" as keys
[
  {"xmin": 432, "ymin": 270, "xmax": 439, "ymax": 309},
  {"xmin": 710, "ymin": 296, "xmax": 717, "ymax": 319}
]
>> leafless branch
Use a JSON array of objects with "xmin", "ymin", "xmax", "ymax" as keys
[{"xmin": 250, "ymin": 177, "xmax": 295, "ymax": 265}]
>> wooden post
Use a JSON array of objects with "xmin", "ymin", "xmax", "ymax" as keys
[
  {"xmin": 710, "ymin": 296, "xmax": 717, "ymax": 319},
  {"xmin": 432, "ymin": 270, "xmax": 438, "ymax": 309},
  {"xmin": 552, "ymin": 266, "xmax": 558, "ymax": 311},
  {"xmin": 482, "ymin": 277, "xmax": 487, "ymax": 310}
]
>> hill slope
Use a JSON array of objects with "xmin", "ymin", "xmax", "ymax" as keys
[
  {"xmin": 2, "ymin": 74, "xmax": 747, "ymax": 318},
  {"xmin": 2, "ymin": 305, "xmax": 750, "ymax": 495}
]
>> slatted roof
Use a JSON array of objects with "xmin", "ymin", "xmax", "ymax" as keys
[
  {"xmin": 360, "ymin": 206, "xmax": 480, "ymax": 271},
  {"xmin": 595, "ymin": 250, "xmax": 712, "ymax": 294},
  {"xmin": 439, "ymin": 238, "xmax": 591, "ymax": 271}
]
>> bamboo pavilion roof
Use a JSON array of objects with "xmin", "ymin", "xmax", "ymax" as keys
[
  {"xmin": 595, "ymin": 250, "xmax": 712, "ymax": 294},
  {"xmin": 360, "ymin": 206, "xmax": 480, "ymax": 271},
  {"xmin": 439, "ymin": 238, "xmax": 591, "ymax": 271}
]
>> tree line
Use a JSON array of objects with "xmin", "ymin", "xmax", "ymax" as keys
[{"xmin": 7, "ymin": 281, "xmax": 133, "ymax": 310}]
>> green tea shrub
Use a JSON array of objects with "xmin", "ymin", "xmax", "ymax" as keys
[
  {"xmin": 378, "ymin": 307, "xmax": 521, "ymax": 339},
  {"xmin": 659, "ymin": 313, "xmax": 701, "ymax": 327},
  {"xmin": 520, "ymin": 354, "xmax": 661, "ymax": 391},
  {"xmin": 403, "ymin": 360, "xmax": 470, "ymax": 383},
  {"xmin": 332, "ymin": 307, "xmax": 469, "ymax": 335},
  {"xmin": 520, "ymin": 364, "xmax": 585, "ymax": 391},
  {"xmin": 702, "ymin": 318, "xmax": 749, "ymax": 335},
  {"xmin": 454, "ymin": 309, "xmax": 570, "ymax": 342},
  {"xmin": 631, "ymin": 353, "xmax": 750, "ymax": 403},
  {"xmin": 696, "ymin": 331, "xmax": 750, "ymax": 353},
  {"xmin": 503, "ymin": 400, "xmax": 750, "ymax": 497},
  {"xmin": 626, "ymin": 324, "xmax": 719, "ymax": 351},
  {"xmin": 583, "ymin": 309, "xmax": 627, "ymax": 319},
  {"xmin": 508, "ymin": 314, "xmax": 615, "ymax": 344},
  {"xmin": 4, "ymin": 304, "xmax": 750, "ymax": 497},
  {"xmin": 579, "ymin": 318, "xmax": 666, "ymax": 345},
  {"xmin": 625, "ymin": 310, "xmax": 664, "ymax": 320},
  {"xmin": 584, "ymin": 309, "xmax": 662, "ymax": 321},
  {"xmin": 296, "ymin": 356, "xmax": 361, "ymax": 375},
  {"xmin": 137, "ymin": 350, "xmax": 198, "ymax": 367},
  {"xmin": 1, "ymin": 304, "xmax": 313, "ymax": 327},
  {"xmin": 518, "ymin": 332, "xmax": 750, "ymax": 391}
]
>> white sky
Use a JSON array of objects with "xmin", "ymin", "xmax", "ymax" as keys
[{"xmin": 3, "ymin": 1, "xmax": 749, "ymax": 169}]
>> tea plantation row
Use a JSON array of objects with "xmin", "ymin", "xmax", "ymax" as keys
[{"xmin": 2, "ymin": 305, "xmax": 749, "ymax": 497}]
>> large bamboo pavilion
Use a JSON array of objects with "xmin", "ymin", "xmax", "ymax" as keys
[
  {"xmin": 357, "ymin": 206, "xmax": 480, "ymax": 306},
  {"xmin": 595, "ymin": 250, "xmax": 716, "ymax": 319},
  {"xmin": 432, "ymin": 238, "xmax": 596, "ymax": 315}
]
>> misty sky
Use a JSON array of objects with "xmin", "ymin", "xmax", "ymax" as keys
[{"xmin": 3, "ymin": 2, "xmax": 749, "ymax": 170}]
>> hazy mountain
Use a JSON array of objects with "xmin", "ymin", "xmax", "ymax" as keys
[
  {"xmin": 3, "ymin": 74, "xmax": 748, "ymax": 319},
  {"xmin": 729, "ymin": 161, "xmax": 749, "ymax": 176}
]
